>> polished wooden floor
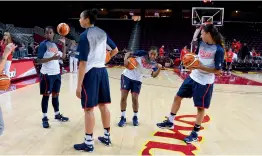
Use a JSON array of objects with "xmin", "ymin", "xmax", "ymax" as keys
[{"xmin": 0, "ymin": 68, "xmax": 262, "ymax": 155}]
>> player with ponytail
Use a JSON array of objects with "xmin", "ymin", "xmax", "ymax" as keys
[
  {"xmin": 74, "ymin": 8, "xmax": 119, "ymax": 152},
  {"xmin": 157, "ymin": 24, "xmax": 224, "ymax": 144}
]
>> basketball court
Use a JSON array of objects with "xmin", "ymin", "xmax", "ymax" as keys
[{"xmin": 0, "ymin": 67, "xmax": 262, "ymax": 155}]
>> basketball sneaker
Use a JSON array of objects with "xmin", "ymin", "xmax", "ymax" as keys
[
  {"xmin": 118, "ymin": 116, "xmax": 126, "ymax": 127},
  {"xmin": 133, "ymin": 116, "xmax": 139, "ymax": 126},
  {"xmin": 55, "ymin": 113, "xmax": 69, "ymax": 122},
  {"xmin": 42, "ymin": 116, "xmax": 49, "ymax": 128},
  {"xmin": 98, "ymin": 136, "xmax": 111, "ymax": 146},
  {"xmin": 74, "ymin": 143, "xmax": 94, "ymax": 152},
  {"xmin": 184, "ymin": 131, "xmax": 198, "ymax": 144},
  {"xmin": 156, "ymin": 119, "xmax": 174, "ymax": 129}
]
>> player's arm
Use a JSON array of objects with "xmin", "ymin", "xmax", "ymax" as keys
[
  {"xmin": 191, "ymin": 26, "xmax": 202, "ymax": 53},
  {"xmin": 76, "ymin": 34, "xmax": 89, "ymax": 90},
  {"xmin": 58, "ymin": 38, "xmax": 67, "ymax": 59},
  {"xmin": 123, "ymin": 52, "xmax": 132, "ymax": 67},
  {"xmin": 0, "ymin": 43, "xmax": 17, "ymax": 71},
  {"xmin": 151, "ymin": 64, "xmax": 162, "ymax": 78},
  {"xmin": 132, "ymin": 50, "xmax": 147, "ymax": 57},
  {"xmin": 197, "ymin": 46, "xmax": 224, "ymax": 74},
  {"xmin": 106, "ymin": 34, "xmax": 118, "ymax": 58},
  {"xmin": 37, "ymin": 42, "xmax": 59, "ymax": 64}
]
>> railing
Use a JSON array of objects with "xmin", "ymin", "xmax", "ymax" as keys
[
  {"xmin": 69, "ymin": 26, "xmax": 80, "ymax": 42},
  {"xmin": 14, "ymin": 27, "xmax": 34, "ymax": 34},
  {"xmin": 6, "ymin": 25, "xmax": 31, "ymax": 44},
  {"xmin": 0, "ymin": 22, "xmax": 6, "ymax": 29}
]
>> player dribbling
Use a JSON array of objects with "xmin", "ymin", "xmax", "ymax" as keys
[{"xmin": 118, "ymin": 47, "xmax": 162, "ymax": 127}]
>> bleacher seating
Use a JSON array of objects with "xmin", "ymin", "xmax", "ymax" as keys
[{"xmin": 2, "ymin": 17, "xmax": 262, "ymax": 72}]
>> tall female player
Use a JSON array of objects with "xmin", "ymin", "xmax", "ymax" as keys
[
  {"xmin": 0, "ymin": 43, "xmax": 17, "ymax": 135},
  {"xmin": 74, "ymin": 9, "xmax": 118, "ymax": 152},
  {"xmin": 157, "ymin": 24, "xmax": 225, "ymax": 144}
]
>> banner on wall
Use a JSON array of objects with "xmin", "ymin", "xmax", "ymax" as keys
[{"xmin": 3, "ymin": 59, "xmax": 37, "ymax": 81}]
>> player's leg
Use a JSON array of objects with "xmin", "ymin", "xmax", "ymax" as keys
[
  {"xmin": 52, "ymin": 74, "xmax": 69, "ymax": 122},
  {"xmin": 156, "ymin": 76, "xmax": 194, "ymax": 129},
  {"xmin": 74, "ymin": 68, "xmax": 99, "ymax": 152},
  {"xmin": 97, "ymin": 68, "xmax": 112, "ymax": 146},
  {"xmin": 39, "ymin": 74, "xmax": 52, "ymax": 128},
  {"xmin": 69, "ymin": 56, "xmax": 73, "ymax": 72},
  {"xmin": 184, "ymin": 82, "xmax": 214, "ymax": 144},
  {"xmin": 118, "ymin": 74, "xmax": 131, "ymax": 127},
  {"xmin": 130, "ymin": 80, "xmax": 142, "ymax": 126},
  {"xmin": 0, "ymin": 106, "xmax": 4, "ymax": 135}
]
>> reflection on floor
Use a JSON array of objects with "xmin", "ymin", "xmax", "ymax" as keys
[
  {"xmin": 174, "ymin": 70, "xmax": 262, "ymax": 86},
  {"xmin": 1, "ymin": 68, "xmax": 262, "ymax": 96}
]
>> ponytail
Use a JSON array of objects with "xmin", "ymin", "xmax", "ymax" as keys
[
  {"xmin": 82, "ymin": 8, "xmax": 99, "ymax": 24},
  {"xmin": 202, "ymin": 24, "xmax": 225, "ymax": 49}
]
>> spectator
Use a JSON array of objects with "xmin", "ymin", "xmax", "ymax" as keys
[
  {"xmin": 0, "ymin": 32, "xmax": 13, "ymax": 77},
  {"xmin": 27, "ymin": 43, "xmax": 34, "ymax": 56},
  {"xmin": 225, "ymin": 48, "xmax": 234, "ymax": 74},
  {"xmin": 159, "ymin": 45, "xmax": 164, "ymax": 57},
  {"xmin": 239, "ymin": 43, "xmax": 249, "ymax": 60},
  {"xmin": 69, "ymin": 40, "xmax": 78, "ymax": 73}
]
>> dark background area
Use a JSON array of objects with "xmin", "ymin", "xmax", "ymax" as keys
[{"xmin": 1, "ymin": 1, "xmax": 262, "ymax": 28}]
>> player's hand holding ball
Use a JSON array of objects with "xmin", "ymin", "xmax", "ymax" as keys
[
  {"xmin": 157, "ymin": 63, "xmax": 162, "ymax": 69},
  {"xmin": 182, "ymin": 53, "xmax": 200, "ymax": 70}
]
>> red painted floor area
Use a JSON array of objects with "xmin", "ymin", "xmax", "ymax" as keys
[{"xmin": 174, "ymin": 70, "xmax": 262, "ymax": 86}]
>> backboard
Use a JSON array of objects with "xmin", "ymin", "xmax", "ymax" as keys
[{"xmin": 192, "ymin": 7, "xmax": 224, "ymax": 26}]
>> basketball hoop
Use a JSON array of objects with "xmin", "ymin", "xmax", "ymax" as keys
[{"xmin": 192, "ymin": 7, "xmax": 224, "ymax": 27}]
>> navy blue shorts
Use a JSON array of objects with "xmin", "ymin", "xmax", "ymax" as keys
[
  {"xmin": 177, "ymin": 76, "xmax": 214, "ymax": 109},
  {"xmin": 40, "ymin": 73, "xmax": 61, "ymax": 95},
  {"xmin": 120, "ymin": 74, "xmax": 142, "ymax": 94},
  {"xmin": 81, "ymin": 68, "xmax": 111, "ymax": 109}
]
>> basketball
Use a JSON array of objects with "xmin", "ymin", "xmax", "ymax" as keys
[
  {"xmin": 0, "ymin": 74, "xmax": 10, "ymax": 90},
  {"xmin": 182, "ymin": 53, "xmax": 200, "ymax": 68},
  {"xmin": 57, "ymin": 23, "xmax": 70, "ymax": 36},
  {"xmin": 126, "ymin": 57, "xmax": 138, "ymax": 70},
  {"xmin": 105, "ymin": 51, "xmax": 111, "ymax": 64}
]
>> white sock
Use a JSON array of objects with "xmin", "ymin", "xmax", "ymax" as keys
[
  {"xmin": 121, "ymin": 111, "xmax": 126, "ymax": 118},
  {"xmin": 168, "ymin": 114, "xmax": 175, "ymax": 123},
  {"xmin": 134, "ymin": 112, "xmax": 138, "ymax": 117},
  {"xmin": 43, "ymin": 113, "xmax": 47, "ymax": 118},
  {"xmin": 84, "ymin": 134, "xmax": 94, "ymax": 145},
  {"xmin": 104, "ymin": 129, "xmax": 110, "ymax": 139},
  {"xmin": 55, "ymin": 111, "xmax": 60, "ymax": 115}
]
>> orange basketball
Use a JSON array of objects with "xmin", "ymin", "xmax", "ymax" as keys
[
  {"xmin": 105, "ymin": 51, "xmax": 111, "ymax": 64},
  {"xmin": 57, "ymin": 23, "xmax": 70, "ymax": 36},
  {"xmin": 182, "ymin": 53, "xmax": 200, "ymax": 68},
  {"xmin": 0, "ymin": 74, "xmax": 10, "ymax": 90},
  {"xmin": 126, "ymin": 57, "xmax": 138, "ymax": 70}
]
